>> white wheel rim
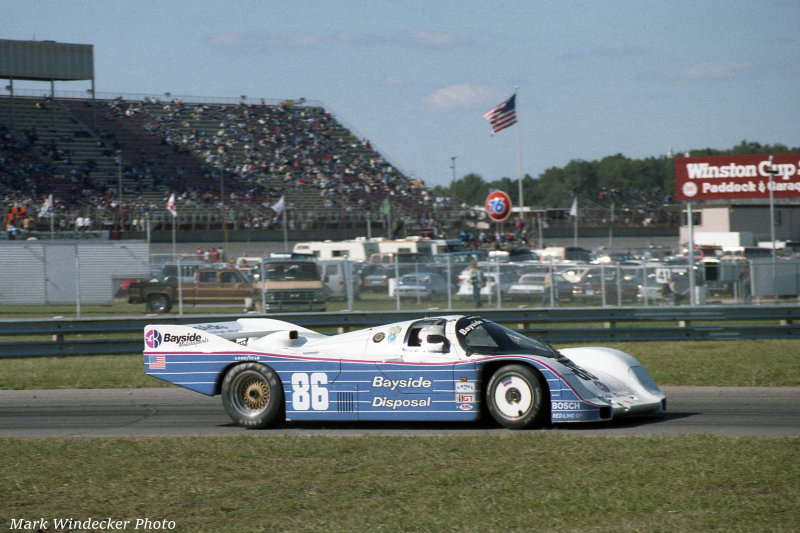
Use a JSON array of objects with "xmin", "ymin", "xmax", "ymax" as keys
[{"xmin": 493, "ymin": 375, "xmax": 533, "ymax": 419}]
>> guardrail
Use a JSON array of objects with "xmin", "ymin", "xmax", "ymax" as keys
[{"xmin": 1, "ymin": 305, "xmax": 799, "ymax": 358}]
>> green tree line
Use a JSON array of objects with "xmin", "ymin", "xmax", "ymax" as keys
[{"xmin": 434, "ymin": 141, "xmax": 799, "ymax": 208}]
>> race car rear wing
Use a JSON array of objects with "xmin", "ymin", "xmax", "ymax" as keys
[{"xmin": 187, "ymin": 317, "xmax": 323, "ymax": 341}]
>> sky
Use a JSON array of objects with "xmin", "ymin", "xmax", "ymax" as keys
[{"xmin": 4, "ymin": 1, "xmax": 800, "ymax": 188}]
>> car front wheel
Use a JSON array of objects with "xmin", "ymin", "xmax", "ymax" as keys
[
  {"xmin": 221, "ymin": 363, "xmax": 284, "ymax": 428},
  {"xmin": 486, "ymin": 364, "xmax": 548, "ymax": 429}
]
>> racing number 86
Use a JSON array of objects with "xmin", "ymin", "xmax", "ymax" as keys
[{"xmin": 291, "ymin": 372, "xmax": 329, "ymax": 410}]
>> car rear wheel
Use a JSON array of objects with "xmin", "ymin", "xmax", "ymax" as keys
[
  {"xmin": 221, "ymin": 363, "xmax": 284, "ymax": 428},
  {"xmin": 147, "ymin": 294, "xmax": 171, "ymax": 313},
  {"xmin": 486, "ymin": 364, "xmax": 548, "ymax": 429}
]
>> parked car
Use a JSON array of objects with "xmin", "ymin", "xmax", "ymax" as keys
[
  {"xmin": 318, "ymin": 259, "xmax": 361, "ymax": 300},
  {"xmin": 508, "ymin": 272, "xmax": 573, "ymax": 303},
  {"xmin": 570, "ymin": 267, "xmax": 638, "ymax": 304},
  {"xmin": 359, "ymin": 264, "xmax": 416, "ymax": 294},
  {"xmin": 456, "ymin": 270, "xmax": 517, "ymax": 301},
  {"xmin": 396, "ymin": 273, "xmax": 449, "ymax": 299},
  {"xmin": 128, "ymin": 268, "xmax": 255, "ymax": 313},
  {"xmin": 254, "ymin": 260, "xmax": 326, "ymax": 312}
]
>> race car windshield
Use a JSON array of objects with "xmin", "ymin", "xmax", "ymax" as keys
[{"xmin": 455, "ymin": 317, "xmax": 557, "ymax": 357}]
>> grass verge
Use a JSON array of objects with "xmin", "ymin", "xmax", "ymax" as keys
[{"xmin": 1, "ymin": 435, "xmax": 798, "ymax": 532}]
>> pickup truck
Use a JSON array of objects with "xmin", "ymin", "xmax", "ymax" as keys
[
  {"xmin": 254, "ymin": 259, "xmax": 326, "ymax": 312},
  {"xmin": 128, "ymin": 268, "xmax": 255, "ymax": 313}
]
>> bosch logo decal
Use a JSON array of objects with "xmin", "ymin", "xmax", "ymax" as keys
[{"xmin": 552, "ymin": 401, "xmax": 582, "ymax": 410}]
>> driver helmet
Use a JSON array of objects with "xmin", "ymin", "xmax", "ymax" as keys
[{"xmin": 419, "ymin": 324, "xmax": 446, "ymax": 352}]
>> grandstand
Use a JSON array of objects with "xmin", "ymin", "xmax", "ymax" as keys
[{"xmin": 1, "ymin": 92, "xmax": 429, "ymax": 234}]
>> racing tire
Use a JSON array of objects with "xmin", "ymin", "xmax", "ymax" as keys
[
  {"xmin": 486, "ymin": 364, "xmax": 548, "ymax": 429},
  {"xmin": 147, "ymin": 294, "xmax": 171, "ymax": 314},
  {"xmin": 221, "ymin": 363, "xmax": 284, "ymax": 428}
]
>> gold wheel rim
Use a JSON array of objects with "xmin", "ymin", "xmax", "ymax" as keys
[{"xmin": 239, "ymin": 377, "xmax": 269, "ymax": 412}]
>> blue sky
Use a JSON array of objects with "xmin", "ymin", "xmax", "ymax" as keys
[{"xmin": 4, "ymin": 1, "xmax": 800, "ymax": 189}]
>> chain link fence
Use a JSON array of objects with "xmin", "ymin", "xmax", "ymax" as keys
[{"xmin": 135, "ymin": 253, "xmax": 800, "ymax": 315}]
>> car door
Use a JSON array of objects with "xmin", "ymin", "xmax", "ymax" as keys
[
  {"xmin": 218, "ymin": 270, "xmax": 251, "ymax": 303},
  {"xmin": 365, "ymin": 320, "xmax": 475, "ymax": 422}
]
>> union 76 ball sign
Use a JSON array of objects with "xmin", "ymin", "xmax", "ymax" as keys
[{"xmin": 485, "ymin": 190, "xmax": 512, "ymax": 222}]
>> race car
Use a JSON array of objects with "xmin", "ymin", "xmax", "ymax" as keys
[{"xmin": 143, "ymin": 315, "xmax": 666, "ymax": 429}]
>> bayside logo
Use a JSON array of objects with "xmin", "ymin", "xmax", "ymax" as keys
[
  {"xmin": 145, "ymin": 329, "xmax": 163, "ymax": 349},
  {"xmin": 163, "ymin": 332, "xmax": 207, "ymax": 347}
]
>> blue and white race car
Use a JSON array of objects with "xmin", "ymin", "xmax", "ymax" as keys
[{"xmin": 143, "ymin": 315, "xmax": 666, "ymax": 429}]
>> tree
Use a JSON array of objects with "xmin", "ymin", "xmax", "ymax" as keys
[{"xmin": 432, "ymin": 141, "xmax": 800, "ymax": 210}]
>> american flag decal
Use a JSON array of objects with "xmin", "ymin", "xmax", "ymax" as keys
[{"xmin": 150, "ymin": 355, "xmax": 166, "ymax": 370}]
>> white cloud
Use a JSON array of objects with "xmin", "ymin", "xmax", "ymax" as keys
[
  {"xmin": 668, "ymin": 61, "xmax": 754, "ymax": 81},
  {"xmin": 409, "ymin": 30, "xmax": 465, "ymax": 47},
  {"xmin": 422, "ymin": 84, "xmax": 500, "ymax": 111}
]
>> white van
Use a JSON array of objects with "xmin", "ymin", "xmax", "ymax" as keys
[{"xmin": 318, "ymin": 259, "xmax": 359, "ymax": 300}]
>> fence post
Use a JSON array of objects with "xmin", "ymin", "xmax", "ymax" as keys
[{"xmin": 75, "ymin": 246, "xmax": 81, "ymax": 319}]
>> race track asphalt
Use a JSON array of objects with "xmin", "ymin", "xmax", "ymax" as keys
[{"xmin": 1, "ymin": 386, "xmax": 798, "ymax": 438}]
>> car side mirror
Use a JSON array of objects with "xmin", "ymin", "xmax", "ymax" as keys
[{"xmin": 426, "ymin": 334, "xmax": 446, "ymax": 344}]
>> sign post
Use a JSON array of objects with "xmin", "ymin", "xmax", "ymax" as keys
[{"xmin": 765, "ymin": 156, "xmax": 780, "ymax": 303}]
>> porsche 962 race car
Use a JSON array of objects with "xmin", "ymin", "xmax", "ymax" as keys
[{"xmin": 143, "ymin": 315, "xmax": 666, "ymax": 429}]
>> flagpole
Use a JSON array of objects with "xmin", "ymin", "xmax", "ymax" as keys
[
  {"xmin": 171, "ymin": 215, "xmax": 176, "ymax": 260},
  {"xmin": 569, "ymin": 192, "xmax": 578, "ymax": 247},
  {"xmin": 515, "ymin": 87, "xmax": 523, "ymax": 218},
  {"xmin": 573, "ymin": 198, "xmax": 578, "ymax": 246},
  {"xmin": 282, "ymin": 202, "xmax": 288, "ymax": 252}
]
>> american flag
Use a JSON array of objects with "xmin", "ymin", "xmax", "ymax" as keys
[
  {"xmin": 150, "ymin": 355, "xmax": 166, "ymax": 370},
  {"xmin": 483, "ymin": 94, "xmax": 517, "ymax": 135}
]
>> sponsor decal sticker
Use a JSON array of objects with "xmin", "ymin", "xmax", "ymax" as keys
[
  {"xmin": 455, "ymin": 382, "xmax": 476, "ymax": 393},
  {"xmin": 372, "ymin": 396, "xmax": 431, "ymax": 409},
  {"xmin": 387, "ymin": 326, "xmax": 402, "ymax": 343},
  {"xmin": 162, "ymin": 332, "xmax": 208, "ymax": 347},
  {"xmin": 458, "ymin": 403, "xmax": 474, "ymax": 411},
  {"xmin": 552, "ymin": 401, "xmax": 582, "ymax": 410},
  {"xmin": 372, "ymin": 376, "xmax": 432, "ymax": 390},
  {"xmin": 456, "ymin": 394, "xmax": 475, "ymax": 403},
  {"xmin": 145, "ymin": 329, "xmax": 162, "ymax": 349},
  {"xmin": 458, "ymin": 319, "xmax": 486, "ymax": 336}
]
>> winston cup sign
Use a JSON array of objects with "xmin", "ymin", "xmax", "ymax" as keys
[{"xmin": 675, "ymin": 154, "xmax": 800, "ymax": 201}]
